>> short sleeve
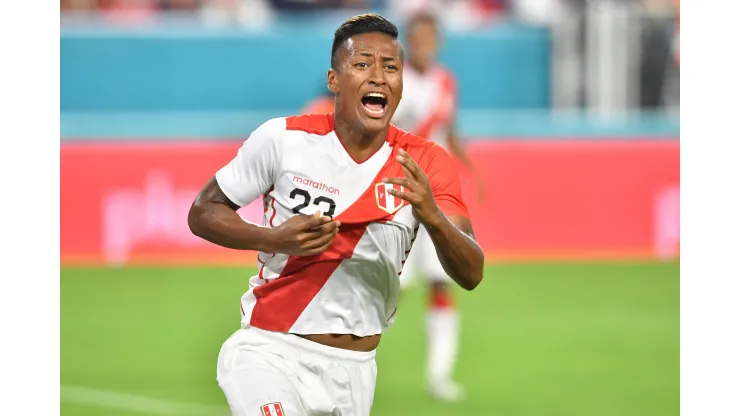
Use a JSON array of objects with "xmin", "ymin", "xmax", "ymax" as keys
[
  {"xmin": 215, "ymin": 117, "xmax": 285, "ymax": 208},
  {"xmin": 425, "ymin": 145, "xmax": 469, "ymax": 218},
  {"xmin": 391, "ymin": 94, "xmax": 414, "ymax": 132}
]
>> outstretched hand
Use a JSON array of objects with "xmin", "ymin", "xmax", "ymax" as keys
[{"xmin": 383, "ymin": 148, "xmax": 443, "ymax": 227}]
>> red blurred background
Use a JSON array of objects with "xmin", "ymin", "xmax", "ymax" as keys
[{"xmin": 61, "ymin": 139, "xmax": 679, "ymax": 266}]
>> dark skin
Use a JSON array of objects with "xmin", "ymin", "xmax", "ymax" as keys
[
  {"xmin": 328, "ymin": 32, "xmax": 404, "ymax": 163},
  {"xmin": 385, "ymin": 148, "xmax": 483, "ymax": 291},
  {"xmin": 188, "ymin": 31, "xmax": 483, "ymax": 352},
  {"xmin": 188, "ymin": 177, "xmax": 341, "ymax": 256}
]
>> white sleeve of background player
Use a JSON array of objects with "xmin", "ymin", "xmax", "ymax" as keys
[
  {"xmin": 215, "ymin": 117, "xmax": 286, "ymax": 208},
  {"xmin": 392, "ymin": 96, "xmax": 414, "ymax": 131}
]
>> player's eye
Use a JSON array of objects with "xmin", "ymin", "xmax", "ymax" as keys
[
  {"xmin": 385, "ymin": 64, "xmax": 398, "ymax": 70},
  {"xmin": 355, "ymin": 62, "xmax": 369, "ymax": 68}
]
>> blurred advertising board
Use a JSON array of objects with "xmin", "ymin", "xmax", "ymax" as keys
[{"xmin": 61, "ymin": 140, "xmax": 678, "ymax": 266}]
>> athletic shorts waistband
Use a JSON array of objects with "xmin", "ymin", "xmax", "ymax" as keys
[{"xmin": 243, "ymin": 325, "xmax": 376, "ymax": 363}]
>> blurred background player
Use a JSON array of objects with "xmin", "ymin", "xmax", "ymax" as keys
[
  {"xmin": 392, "ymin": 11, "xmax": 486, "ymax": 402},
  {"xmin": 301, "ymin": 81, "xmax": 335, "ymax": 114}
]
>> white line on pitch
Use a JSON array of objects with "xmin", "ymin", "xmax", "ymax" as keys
[{"xmin": 60, "ymin": 385, "xmax": 228, "ymax": 415}]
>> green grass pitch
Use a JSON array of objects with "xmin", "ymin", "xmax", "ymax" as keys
[{"xmin": 61, "ymin": 262, "xmax": 679, "ymax": 415}]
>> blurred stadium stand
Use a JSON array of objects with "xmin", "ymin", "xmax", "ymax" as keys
[{"xmin": 61, "ymin": 0, "xmax": 679, "ymax": 138}]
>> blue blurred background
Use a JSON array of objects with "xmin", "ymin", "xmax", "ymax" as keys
[{"xmin": 61, "ymin": 0, "xmax": 679, "ymax": 139}]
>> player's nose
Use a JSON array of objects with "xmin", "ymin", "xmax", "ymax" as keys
[{"xmin": 367, "ymin": 66, "xmax": 386, "ymax": 87}]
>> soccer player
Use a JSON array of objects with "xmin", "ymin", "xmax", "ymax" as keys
[
  {"xmin": 301, "ymin": 82, "xmax": 335, "ymax": 114},
  {"xmin": 392, "ymin": 12, "xmax": 486, "ymax": 402},
  {"xmin": 188, "ymin": 13, "xmax": 484, "ymax": 416}
]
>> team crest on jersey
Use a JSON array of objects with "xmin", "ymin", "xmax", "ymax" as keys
[
  {"xmin": 260, "ymin": 402, "xmax": 285, "ymax": 416},
  {"xmin": 375, "ymin": 182, "xmax": 406, "ymax": 214}
]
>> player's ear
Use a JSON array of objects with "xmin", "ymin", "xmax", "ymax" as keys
[{"xmin": 327, "ymin": 69, "xmax": 339, "ymax": 95}]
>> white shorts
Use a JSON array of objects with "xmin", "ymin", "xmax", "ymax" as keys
[
  {"xmin": 399, "ymin": 226, "xmax": 451, "ymax": 289},
  {"xmin": 217, "ymin": 325, "xmax": 377, "ymax": 416}
]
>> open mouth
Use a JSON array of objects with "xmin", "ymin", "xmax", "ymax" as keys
[{"xmin": 361, "ymin": 92, "xmax": 388, "ymax": 118}]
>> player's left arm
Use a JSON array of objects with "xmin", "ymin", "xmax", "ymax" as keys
[{"xmin": 385, "ymin": 148, "xmax": 484, "ymax": 290}]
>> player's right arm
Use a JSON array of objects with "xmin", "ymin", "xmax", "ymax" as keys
[{"xmin": 188, "ymin": 118, "xmax": 340, "ymax": 256}]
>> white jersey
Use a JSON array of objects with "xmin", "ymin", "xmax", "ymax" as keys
[
  {"xmin": 393, "ymin": 64, "xmax": 458, "ymax": 150},
  {"xmin": 215, "ymin": 114, "xmax": 469, "ymax": 337}
]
